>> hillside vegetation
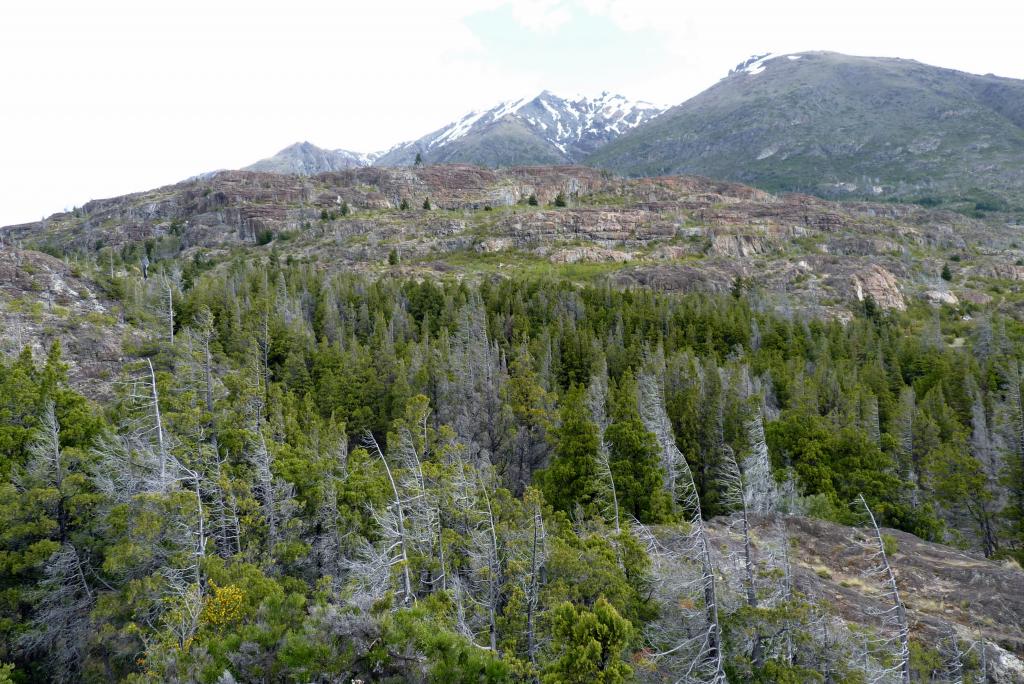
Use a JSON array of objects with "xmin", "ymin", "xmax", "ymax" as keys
[{"xmin": 2, "ymin": 166, "xmax": 1024, "ymax": 682}]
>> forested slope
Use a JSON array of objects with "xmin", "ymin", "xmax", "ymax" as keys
[{"xmin": 2, "ymin": 255, "xmax": 1024, "ymax": 682}]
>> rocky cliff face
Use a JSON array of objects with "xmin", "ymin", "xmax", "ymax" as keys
[
  {"xmin": 3, "ymin": 165, "xmax": 1016, "ymax": 321},
  {"xmin": 0, "ymin": 249, "xmax": 136, "ymax": 399}
]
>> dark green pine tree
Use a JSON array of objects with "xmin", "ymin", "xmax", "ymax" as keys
[
  {"xmin": 541, "ymin": 598, "xmax": 633, "ymax": 684},
  {"xmin": 539, "ymin": 384, "xmax": 600, "ymax": 512},
  {"xmin": 604, "ymin": 371, "xmax": 671, "ymax": 523}
]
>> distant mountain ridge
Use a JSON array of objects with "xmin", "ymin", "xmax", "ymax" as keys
[
  {"xmin": 587, "ymin": 51, "xmax": 1024, "ymax": 211},
  {"xmin": 241, "ymin": 91, "xmax": 664, "ymax": 175},
  {"xmin": 244, "ymin": 141, "xmax": 381, "ymax": 175}
]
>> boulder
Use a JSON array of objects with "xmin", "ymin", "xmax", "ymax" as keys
[{"xmin": 852, "ymin": 265, "xmax": 906, "ymax": 310}]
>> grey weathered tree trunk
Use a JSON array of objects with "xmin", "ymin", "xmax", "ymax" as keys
[
  {"xmin": 858, "ymin": 494, "xmax": 910, "ymax": 684},
  {"xmin": 366, "ymin": 432, "xmax": 414, "ymax": 605}
]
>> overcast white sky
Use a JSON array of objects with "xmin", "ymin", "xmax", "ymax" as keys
[{"xmin": 1, "ymin": 0, "xmax": 1022, "ymax": 226}]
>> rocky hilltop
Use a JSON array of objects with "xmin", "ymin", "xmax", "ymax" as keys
[{"xmin": 5, "ymin": 164, "xmax": 1015, "ymax": 322}]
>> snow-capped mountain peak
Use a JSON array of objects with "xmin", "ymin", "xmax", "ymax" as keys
[
  {"xmin": 241, "ymin": 91, "xmax": 667, "ymax": 173},
  {"xmin": 377, "ymin": 91, "xmax": 666, "ymax": 166}
]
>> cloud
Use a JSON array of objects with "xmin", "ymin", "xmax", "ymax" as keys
[{"xmin": 505, "ymin": 0, "xmax": 574, "ymax": 32}]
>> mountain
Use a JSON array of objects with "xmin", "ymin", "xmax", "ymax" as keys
[
  {"xmin": 375, "ymin": 91, "xmax": 664, "ymax": 167},
  {"xmin": 244, "ymin": 141, "xmax": 378, "ymax": 174},
  {"xmin": 587, "ymin": 51, "xmax": 1024, "ymax": 212}
]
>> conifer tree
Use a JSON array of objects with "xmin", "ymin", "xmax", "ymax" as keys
[
  {"xmin": 604, "ymin": 371, "xmax": 669, "ymax": 523},
  {"xmin": 539, "ymin": 385, "xmax": 600, "ymax": 513}
]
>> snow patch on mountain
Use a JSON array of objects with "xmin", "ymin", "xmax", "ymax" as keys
[{"xmin": 729, "ymin": 52, "xmax": 804, "ymax": 78}]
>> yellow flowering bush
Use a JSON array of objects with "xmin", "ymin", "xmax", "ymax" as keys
[{"xmin": 201, "ymin": 581, "xmax": 246, "ymax": 628}]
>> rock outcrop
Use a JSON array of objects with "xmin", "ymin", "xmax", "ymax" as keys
[
  {"xmin": 4, "ymin": 164, "xmax": 1016, "ymax": 320},
  {"xmin": 703, "ymin": 515, "xmax": 1024, "ymax": 681},
  {"xmin": 0, "ymin": 249, "xmax": 136, "ymax": 399},
  {"xmin": 853, "ymin": 265, "xmax": 907, "ymax": 310}
]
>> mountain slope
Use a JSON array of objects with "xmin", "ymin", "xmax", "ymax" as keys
[
  {"xmin": 588, "ymin": 52, "xmax": 1024, "ymax": 211},
  {"xmin": 6, "ymin": 164, "xmax": 1017, "ymax": 325},
  {"xmin": 376, "ymin": 91, "xmax": 663, "ymax": 167},
  {"xmin": 244, "ymin": 141, "xmax": 377, "ymax": 174}
]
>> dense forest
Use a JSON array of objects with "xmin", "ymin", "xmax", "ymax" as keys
[{"xmin": 2, "ymin": 252, "xmax": 1023, "ymax": 683}]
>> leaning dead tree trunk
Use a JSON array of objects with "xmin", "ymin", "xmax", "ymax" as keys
[
  {"xmin": 857, "ymin": 494, "xmax": 910, "ymax": 684},
  {"xmin": 122, "ymin": 358, "xmax": 171, "ymax": 491},
  {"xmin": 145, "ymin": 359, "xmax": 168, "ymax": 486},
  {"xmin": 940, "ymin": 626, "xmax": 965, "ymax": 684},
  {"xmin": 721, "ymin": 413, "xmax": 783, "ymax": 669},
  {"xmin": 525, "ymin": 502, "xmax": 546, "ymax": 668},
  {"xmin": 366, "ymin": 432, "xmax": 414, "ymax": 605},
  {"xmin": 589, "ymin": 361, "xmax": 621, "ymax": 535},
  {"xmin": 639, "ymin": 371, "xmax": 727, "ymax": 684},
  {"xmin": 162, "ymin": 274, "xmax": 175, "ymax": 346},
  {"xmin": 723, "ymin": 448, "xmax": 762, "ymax": 667},
  {"xmin": 480, "ymin": 476, "xmax": 502, "ymax": 654}
]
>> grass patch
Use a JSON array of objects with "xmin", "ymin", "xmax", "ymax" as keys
[{"xmin": 415, "ymin": 248, "xmax": 630, "ymax": 283}]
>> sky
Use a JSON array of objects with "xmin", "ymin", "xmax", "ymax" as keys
[{"xmin": 1, "ymin": 0, "xmax": 1022, "ymax": 226}]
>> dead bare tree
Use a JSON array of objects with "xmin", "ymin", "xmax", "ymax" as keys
[
  {"xmin": 638, "ymin": 370, "xmax": 727, "ymax": 684},
  {"xmin": 896, "ymin": 387, "xmax": 919, "ymax": 506},
  {"xmin": 158, "ymin": 271, "xmax": 179, "ymax": 347},
  {"xmin": 449, "ymin": 453, "xmax": 507, "ymax": 654},
  {"xmin": 523, "ymin": 502, "xmax": 547, "ymax": 667},
  {"xmin": 589, "ymin": 360, "xmax": 621, "ymax": 535},
  {"xmin": 855, "ymin": 494, "xmax": 910, "ymax": 684},
  {"xmin": 19, "ymin": 543, "xmax": 95, "ymax": 683},
  {"xmin": 441, "ymin": 296, "xmax": 512, "ymax": 476},
  {"xmin": 309, "ymin": 435, "xmax": 350, "ymax": 584},
  {"xmin": 206, "ymin": 449, "xmax": 242, "ymax": 558},
  {"xmin": 939, "ymin": 626, "xmax": 966, "ymax": 684},
  {"xmin": 20, "ymin": 402, "xmax": 70, "ymax": 541},
  {"xmin": 966, "ymin": 383, "xmax": 1002, "ymax": 557},
  {"xmin": 354, "ymin": 432, "xmax": 414, "ymax": 605},
  {"xmin": 94, "ymin": 359, "xmax": 177, "ymax": 512},
  {"xmin": 248, "ymin": 423, "xmax": 296, "ymax": 556}
]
